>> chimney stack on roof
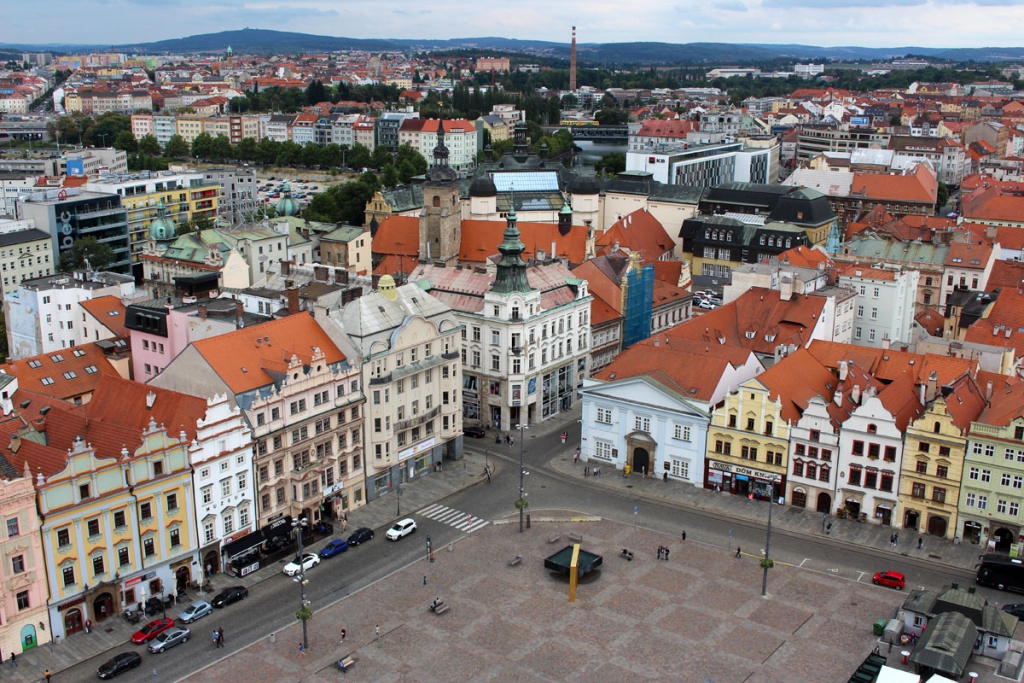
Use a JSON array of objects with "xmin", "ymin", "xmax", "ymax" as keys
[
  {"xmin": 926, "ymin": 370, "xmax": 939, "ymax": 402},
  {"xmin": 851, "ymin": 384, "xmax": 861, "ymax": 405},
  {"xmin": 286, "ymin": 283, "xmax": 300, "ymax": 315}
]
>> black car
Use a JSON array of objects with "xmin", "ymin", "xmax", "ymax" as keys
[
  {"xmin": 464, "ymin": 425, "xmax": 487, "ymax": 438},
  {"xmin": 1003, "ymin": 603, "xmax": 1024, "ymax": 618},
  {"xmin": 347, "ymin": 527, "xmax": 374, "ymax": 545},
  {"xmin": 97, "ymin": 651, "xmax": 142, "ymax": 679},
  {"xmin": 211, "ymin": 585, "xmax": 249, "ymax": 608}
]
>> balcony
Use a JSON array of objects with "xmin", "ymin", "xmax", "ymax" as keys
[
  {"xmin": 369, "ymin": 373, "xmax": 393, "ymax": 386},
  {"xmin": 395, "ymin": 406, "xmax": 441, "ymax": 432}
]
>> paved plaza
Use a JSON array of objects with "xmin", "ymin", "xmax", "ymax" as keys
[{"xmin": 186, "ymin": 512, "xmax": 924, "ymax": 683}]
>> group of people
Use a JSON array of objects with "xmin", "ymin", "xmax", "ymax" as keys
[
  {"xmin": 889, "ymin": 532, "xmax": 900, "ymax": 547},
  {"xmin": 212, "ymin": 627, "xmax": 226, "ymax": 647},
  {"xmin": 583, "ymin": 466, "xmax": 602, "ymax": 477},
  {"xmin": 656, "ymin": 546, "xmax": 671, "ymax": 561},
  {"xmin": 429, "ymin": 597, "xmax": 445, "ymax": 612}
]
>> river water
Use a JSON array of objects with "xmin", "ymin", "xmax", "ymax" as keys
[{"xmin": 574, "ymin": 141, "xmax": 628, "ymax": 166}]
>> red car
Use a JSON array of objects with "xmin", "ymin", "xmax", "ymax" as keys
[
  {"xmin": 872, "ymin": 571, "xmax": 906, "ymax": 590},
  {"xmin": 131, "ymin": 618, "xmax": 175, "ymax": 644}
]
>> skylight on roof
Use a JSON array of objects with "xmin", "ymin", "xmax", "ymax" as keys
[
  {"xmin": 27, "ymin": 360, "xmax": 41, "ymax": 368},
  {"xmin": 73, "ymin": 349, "xmax": 86, "ymax": 357},
  {"xmin": 50, "ymin": 354, "xmax": 64, "ymax": 363},
  {"xmin": 493, "ymin": 172, "xmax": 560, "ymax": 193}
]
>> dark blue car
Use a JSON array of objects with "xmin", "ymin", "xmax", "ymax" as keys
[{"xmin": 319, "ymin": 538, "xmax": 349, "ymax": 558}]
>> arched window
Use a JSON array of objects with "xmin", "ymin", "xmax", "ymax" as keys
[
  {"xmin": 432, "ymin": 196, "xmax": 440, "ymax": 207},
  {"xmin": 933, "ymin": 421, "xmax": 941, "ymax": 433},
  {"xmin": 867, "ymin": 424, "xmax": 877, "ymax": 434}
]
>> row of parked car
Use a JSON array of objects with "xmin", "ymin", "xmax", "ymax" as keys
[
  {"xmin": 98, "ymin": 518, "xmax": 419, "ymax": 678},
  {"xmin": 97, "ymin": 585, "xmax": 252, "ymax": 678}
]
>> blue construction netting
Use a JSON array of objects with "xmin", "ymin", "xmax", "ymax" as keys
[{"xmin": 622, "ymin": 264, "xmax": 654, "ymax": 349}]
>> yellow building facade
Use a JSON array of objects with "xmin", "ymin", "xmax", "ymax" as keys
[
  {"xmin": 900, "ymin": 397, "xmax": 967, "ymax": 540},
  {"xmin": 39, "ymin": 422, "xmax": 196, "ymax": 639},
  {"xmin": 705, "ymin": 377, "xmax": 790, "ymax": 500}
]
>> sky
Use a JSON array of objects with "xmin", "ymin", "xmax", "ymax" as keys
[{"xmin": 8, "ymin": 0, "xmax": 1024, "ymax": 49}]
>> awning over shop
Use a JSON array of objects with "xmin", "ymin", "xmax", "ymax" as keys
[{"xmin": 222, "ymin": 531, "xmax": 264, "ymax": 560}]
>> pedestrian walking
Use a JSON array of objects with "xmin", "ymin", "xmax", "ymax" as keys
[
  {"xmin": 656, "ymin": 546, "xmax": 662, "ymax": 560},
  {"xmin": 11, "ymin": 651, "xmax": 17, "ymax": 667},
  {"xmin": 735, "ymin": 546, "xmax": 742, "ymax": 558},
  {"xmin": 212, "ymin": 629, "xmax": 219, "ymax": 647},
  {"xmin": 298, "ymin": 642, "xmax": 305, "ymax": 656},
  {"xmin": 663, "ymin": 471, "xmax": 668, "ymax": 482},
  {"xmin": 584, "ymin": 466, "xmax": 589, "ymax": 477},
  {"xmin": 681, "ymin": 530, "xmax": 687, "ymax": 542},
  {"xmin": 45, "ymin": 668, "xmax": 52, "ymax": 682},
  {"xmin": 485, "ymin": 469, "xmax": 491, "ymax": 483},
  {"xmin": 375, "ymin": 624, "xmax": 380, "ymax": 640},
  {"xmin": 219, "ymin": 627, "xmax": 225, "ymax": 647},
  {"xmin": 894, "ymin": 532, "xmax": 900, "ymax": 545},
  {"xmin": 665, "ymin": 547, "xmax": 670, "ymax": 561},
  {"xmin": 826, "ymin": 522, "xmax": 832, "ymax": 535},
  {"xmin": 509, "ymin": 435, "xmax": 514, "ymax": 447},
  {"xmin": 918, "ymin": 537, "xmax": 923, "ymax": 549},
  {"xmin": 574, "ymin": 446, "xmax": 580, "ymax": 463},
  {"xmin": 340, "ymin": 627, "xmax": 346, "ymax": 643},
  {"xmin": 561, "ymin": 431, "xmax": 567, "ymax": 444}
]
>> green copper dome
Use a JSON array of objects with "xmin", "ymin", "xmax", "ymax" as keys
[
  {"xmin": 275, "ymin": 183, "xmax": 300, "ymax": 217},
  {"xmin": 148, "ymin": 200, "xmax": 176, "ymax": 242}
]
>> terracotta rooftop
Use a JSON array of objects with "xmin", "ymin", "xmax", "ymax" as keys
[
  {"xmin": 806, "ymin": 340, "xmax": 976, "ymax": 388},
  {"xmin": 371, "ymin": 215, "xmax": 420, "ymax": 258},
  {"xmin": 975, "ymin": 375, "xmax": 1024, "ymax": 427},
  {"xmin": 850, "ymin": 164, "xmax": 938, "ymax": 204},
  {"xmin": 79, "ymin": 295, "xmax": 128, "ymax": 338},
  {"xmin": 2, "ymin": 343, "xmax": 121, "ymax": 400},
  {"xmin": 665, "ymin": 287, "xmax": 828, "ymax": 356},
  {"xmin": 596, "ymin": 208, "xmax": 676, "ymax": 261},
  {"xmin": 460, "ymin": 220, "xmax": 588, "ymax": 265},
  {"xmin": 756, "ymin": 347, "xmax": 838, "ymax": 424},
  {"xmin": 191, "ymin": 313, "xmax": 348, "ymax": 395}
]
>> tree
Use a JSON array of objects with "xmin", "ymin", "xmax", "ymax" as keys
[
  {"xmin": 114, "ymin": 130, "xmax": 138, "ymax": 153},
  {"xmin": 381, "ymin": 164, "xmax": 400, "ymax": 188},
  {"xmin": 346, "ymin": 143, "xmax": 371, "ymax": 171},
  {"xmin": 937, "ymin": 181, "xmax": 950, "ymax": 210},
  {"xmin": 191, "ymin": 133, "xmax": 214, "ymax": 160},
  {"xmin": 235, "ymin": 136, "xmax": 258, "ymax": 162},
  {"xmin": 595, "ymin": 108, "xmax": 628, "ymax": 125},
  {"xmin": 594, "ymin": 152, "xmax": 626, "ymax": 176},
  {"xmin": 59, "ymin": 237, "xmax": 114, "ymax": 273},
  {"xmin": 546, "ymin": 96, "xmax": 561, "ymax": 125},
  {"xmin": 138, "ymin": 134, "xmax": 161, "ymax": 157},
  {"xmin": 305, "ymin": 79, "xmax": 328, "ymax": 106},
  {"xmin": 165, "ymin": 134, "xmax": 190, "ymax": 159},
  {"xmin": 210, "ymin": 135, "xmax": 233, "ymax": 162},
  {"xmin": 395, "ymin": 143, "xmax": 427, "ymax": 175}
]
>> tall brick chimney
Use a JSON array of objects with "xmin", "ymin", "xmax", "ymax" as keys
[{"xmin": 569, "ymin": 26, "xmax": 577, "ymax": 92}]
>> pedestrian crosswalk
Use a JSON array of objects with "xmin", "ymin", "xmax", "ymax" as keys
[{"xmin": 417, "ymin": 504, "xmax": 490, "ymax": 533}]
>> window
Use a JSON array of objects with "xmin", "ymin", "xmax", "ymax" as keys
[
  {"xmin": 915, "ymin": 461, "xmax": 928, "ymax": 474},
  {"xmin": 62, "ymin": 565, "xmax": 75, "ymax": 587},
  {"xmin": 880, "ymin": 472, "xmax": 894, "ymax": 492},
  {"xmin": 883, "ymin": 446, "xmax": 896, "ymax": 462},
  {"xmin": 932, "ymin": 487, "xmax": 946, "ymax": 503},
  {"xmin": 140, "ymin": 501, "xmax": 152, "ymax": 519},
  {"xmin": 16, "ymin": 590, "xmax": 29, "ymax": 611},
  {"xmin": 113, "ymin": 510, "xmax": 126, "ymax": 528},
  {"xmin": 674, "ymin": 424, "xmax": 691, "ymax": 441},
  {"xmin": 202, "ymin": 486, "xmax": 212, "ymax": 504},
  {"xmin": 5, "ymin": 518, "xmax": 18, "ymax": 538},
  {"xmin": 57, "ymin": 528, "xmax": 70, "ymax": 547},
  {"xmin": 746, "ymin": 418, "xmax": 756, "ymax": 431},
  {"xmin": 764, "ymin": 421, "xmax": 773, "ymax": 436},
  {"xmin": 634, "ymin": 416, "xmax": 650, "ymax": 432},
  {"xmin": 594, "ymin": 440, "xmax": 614, "ymax": 460},
  {"xmin": 966, "ymin": 492, "xmax": 976, "ymax": 507},
  {"xmin": 978, "ymin": 495, "xmax": 988, "ymax": 510},
  {"xmin": 793, "ymin": 461, "xmax": 804, "ymax": 477},
  {"xmin": 981, "ymin": 469, "xmax": 991, "ymax": 483},
  {"xmin": 11, "ymin": 554, "xmax": 24, "ymax": 574},
  {"xmin": 143, "ymin": 538, "xmax": 155, "ymax": 557},
  {"xmin": 868, "ymin": 443, "xmax": 880, "ymax": 459},
  {"xmin": 93, "ymin": 555, "xmax": 105, "ymax": 576},
  {"xmin": 936, "ymin": 465, "xmax": 948, "ymax": 479},
  {"xmin": 969, "ymin": 466, "xmax": 979, "ymax": 480},
  {"xmin": 166, "ymin": 493, "xmax": 178, "ymax": 511},
  {"xmin": 87, "ymin": 519, "xmax": 100, "ymax": 537},
  {"xmin": 79, "ymin": 483, "xmax": 91, "ymax": 500},
  {"xmin": 848, "ymin": 466, "xmax": 861, "ymax": 486}
]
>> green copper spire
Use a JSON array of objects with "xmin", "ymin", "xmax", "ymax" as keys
[{"xmin": 492, "ymin": 191, "xmax": 533, "ymax": 294}]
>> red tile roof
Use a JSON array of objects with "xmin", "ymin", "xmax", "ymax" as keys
[
  {"xmin": 756, "ymin": 347, "xmax": 838, "ymax": 423},
  {"xmin": 806, "ymin": 340, "xmax": 976, "ymax": 388},
  {"xmin": 877, "ymin": 371, "xmax": 924, "ymax": 431},
  {"xmin": 593, "ymin": 340, "xmax": 753, "ymax": 403},
  {"xmin": 850, "ymin": 164, "xmax": 938, "ymax": 204},
  {"xmin": 79, "ymin": 295, "xmax": 128, "ymax": 338},
  {"xmin": 975, "ymin": 375, "xmax": 1024, "ymax": 427},
  {"xmin": 916, "ymin": 309, "xmax": 945, "ymax": 336},
  {"xmin": 460, "ymin": 220, "xmax": 588, "ymax": 265},
  {"xmin": 2, "ymin": 344, "xmax": 120, "ymax": 400},
  {"xmin": 664, "ymin": 288, "xmax": 828, "ymax": 356},
  {"xmin": 191, "ymin": 314, "xmax": 347, "ymax": 395},
  {"xmin": 776, "ymin": 245, "xmax": 833, "ymax": 270},
  {"xmin": 596, "ymin": 208, "xmax": 675, "ymax": 261},
  {"xmin": 371, "ymin": 215, "xmax": 420, "ymax": 258}
]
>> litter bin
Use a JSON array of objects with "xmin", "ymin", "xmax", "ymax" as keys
[
  {"xmin": 873, "ymin": 619, "xmax": 887, "ymax": 637},
  {"xmin": 624, "ymin": 464, "xmax": 632, "ymax": 476}
]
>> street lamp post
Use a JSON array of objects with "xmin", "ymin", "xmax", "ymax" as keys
[
  {"xmin": 762, "ymin": 487, "xmax": 775, "ymax": 597},
  {"xmin": 291, "ymin": 517, "xmax": 311, "ymax": 650},
  {"xmin": 517, "ymin": 424, "xmax": 528, "ymax": 533}
]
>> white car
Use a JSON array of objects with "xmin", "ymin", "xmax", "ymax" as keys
[
  {"xmin": 386, "ymin": 518, "xmax": 418, "ymax": 541},
  {"xmin": 283, "ymin": 552, "xmax": 320, "ymax": 576},
  {"xmin": 697, "ymin": 300, "xmax": 717, "ymax": 310}
]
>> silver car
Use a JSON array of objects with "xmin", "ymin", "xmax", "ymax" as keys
[
  {"xmin": 178, "ymin": 600, "xmax": 212, "ymax": 624},
  {"xmin": 148, "ymin": 626, "xmax": 191, "ymax": 653}
]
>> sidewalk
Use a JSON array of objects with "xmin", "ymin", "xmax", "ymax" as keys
[{"xmin": 544, "ymin": 452, "xmax": 986, "ymax": 573}]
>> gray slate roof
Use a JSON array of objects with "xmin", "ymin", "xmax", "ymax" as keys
[{"xmin": 909, "ymin": 611, "xmax": 977, "ymax": 678}]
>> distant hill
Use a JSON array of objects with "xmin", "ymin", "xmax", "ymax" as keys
[{"xmin": 6, "ymin": 29, "xmax": 1024, "ymax": 65}]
